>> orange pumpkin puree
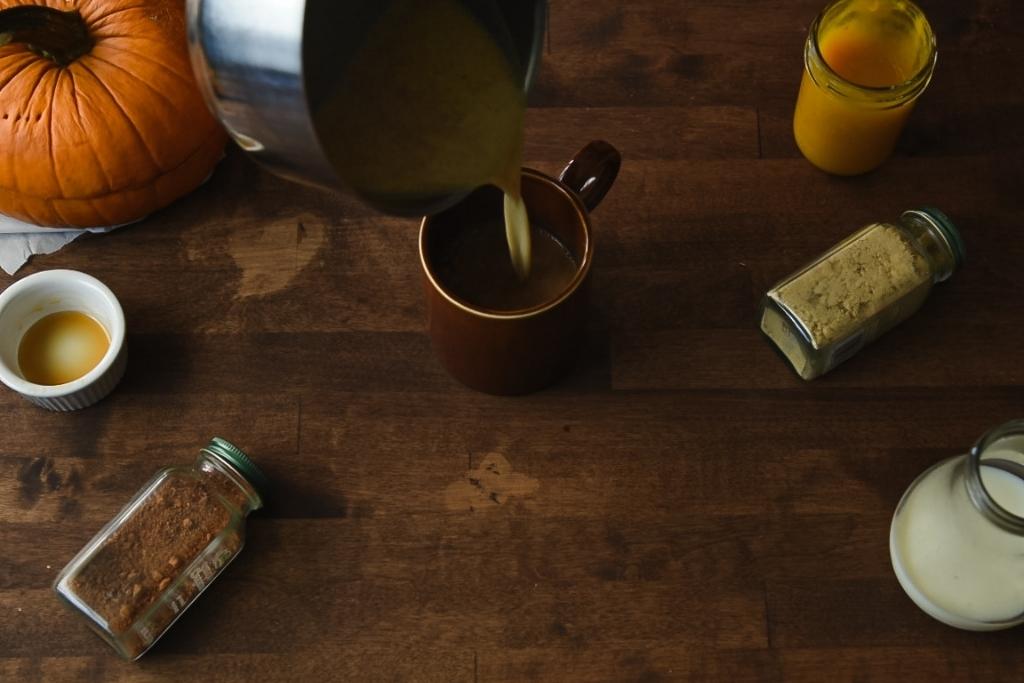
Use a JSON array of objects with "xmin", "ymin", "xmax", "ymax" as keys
[{"xmin": 793, "ymin": 0, "xmax": 933, "ymax": 175}]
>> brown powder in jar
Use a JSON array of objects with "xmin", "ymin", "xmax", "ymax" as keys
[
  {"xmin": 70, "ymin": 476, "xmax": 240, "ymax": 635},
  {"xmin": 775, "ymin": 223, "xmax": 929, "ymax": 347}
]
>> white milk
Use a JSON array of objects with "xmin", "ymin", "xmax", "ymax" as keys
[{"xmin": 890, "ymin": 447, "xmax": 1024, "ymax": 630}]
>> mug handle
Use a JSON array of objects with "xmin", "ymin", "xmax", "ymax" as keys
[{"xmin": 558, "ymin": 140, "xmax": 621, "ymax": 212}]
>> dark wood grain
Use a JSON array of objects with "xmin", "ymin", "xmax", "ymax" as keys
[{"xmin": 3, "ymin": 1, "xmax": 1024, "ymax": 681}]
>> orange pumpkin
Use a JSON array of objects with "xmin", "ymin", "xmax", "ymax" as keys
[{"xmin": 0, "ymin": 0, "xmax": 226, "ymax": 227}]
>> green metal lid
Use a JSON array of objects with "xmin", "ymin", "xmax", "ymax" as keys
[
  {"xmin": 204, "ymin": 437, "xmax": 269, "ymax": 500},
  {"xmin": 904, "ymin": 207, "xmax": 966, "ymax": 270}
]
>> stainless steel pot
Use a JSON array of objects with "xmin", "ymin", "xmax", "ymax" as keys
[{"xmin": 187, "ymin": 0, "xmax": 547, "ymax": 216}]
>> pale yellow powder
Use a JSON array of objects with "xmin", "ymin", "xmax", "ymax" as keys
[{"xmin": 776, "ymin": 224, "xmax": 929, "ymax": 347}]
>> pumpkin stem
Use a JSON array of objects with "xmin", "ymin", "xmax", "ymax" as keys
[{"xmin": 0, "ymin": 6, "xmax": 92, "ymax": 67}]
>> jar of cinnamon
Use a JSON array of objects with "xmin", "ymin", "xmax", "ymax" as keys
[{"xmin": 53, "ymin": 438, "xmax": 267, "ymax": 660}]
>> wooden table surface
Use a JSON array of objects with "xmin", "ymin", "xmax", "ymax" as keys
[{"xmin": 3, "ymin": 1, "xmax": 1024, "ymax": 681}]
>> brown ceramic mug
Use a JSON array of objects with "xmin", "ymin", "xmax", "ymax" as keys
[{"xmin": 419, "ymin": 140, "xmax": 621, "ymax": 395}]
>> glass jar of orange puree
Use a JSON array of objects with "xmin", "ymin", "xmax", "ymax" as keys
[{"xmin": 793, "ymin": 0, "xmax": 937, "ymax": 175}]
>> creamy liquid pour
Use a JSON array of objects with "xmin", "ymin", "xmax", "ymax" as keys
[
  {"xmin": 317, "ymin": 0, "xmax": 533, "ymax": 276},
  {"xmin": 503, "ymin": 193, "xmax": 531, "ymax": 279},
  {"xmin": 890, "ymin": 447, "xmax": 1024, "ymax": 629}
]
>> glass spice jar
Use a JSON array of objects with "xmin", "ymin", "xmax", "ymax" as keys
[
  {"xmin": 890, "ymin": 420, "xmax": 1024, "ymax": 630},
  {"xmin": 759, "ymin": 207, "xmax": 964, "ymax": 380},
  {"xmin": 53, "ymin": 438, "xmax": 267, "ymax": 660}
]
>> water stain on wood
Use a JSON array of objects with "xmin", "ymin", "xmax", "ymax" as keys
[
  {"xmin": 185, "ymin": 214, "xmax": 327, "ymax": 300},
  {"xmin": 580, "ymin": 10, "xmax": 624, "ymax": 45},
  {"xmin": 16, "ymin": 457, "xmax": 48, "ymax": 506},
  {"xmin": 16, "ymin": 457, "xmax": 83, "ymax": 512},
  {"xmin": 59, "ymin": 497, "xmax": 82, "ymax": 519},
  {"xmin": 444, "ymin": 453, "xmax": 539, "ymax": 512},
  {"xmin": 229, "ymin": 217, "xmax": 327, "ymax": 299}
]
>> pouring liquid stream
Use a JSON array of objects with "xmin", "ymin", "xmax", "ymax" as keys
[
  {"xmin": 502, "ymin": 186, "xmax": 531, "ymax": 279},
  {"xmin": 316, "ymin": 0, "xmax": 534, "ymax": 278}
]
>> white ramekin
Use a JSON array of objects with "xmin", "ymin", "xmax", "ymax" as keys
[{"xmin": 0, "ymin": 270, "xmax": 126, "ymax": 411}]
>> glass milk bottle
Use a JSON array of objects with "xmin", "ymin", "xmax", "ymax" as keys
[{"xmin": 890, "ymin": 420, "xmax": 1024, "ymax": 630}]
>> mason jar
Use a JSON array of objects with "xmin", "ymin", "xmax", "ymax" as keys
[
  {"xmin": 890, "ymin": 420, "xmax": 1024, "ymax": 630},
  {"xmin": 53, "ymin": 438, "xmax": 267, "ymax": 659},
  {"xmin": 793, "ymin": 0, "xmax": 937, "ymax": 175},
  {"xmin": 759, "ymin": 207, "xmax": 964, "ymax": 380}
]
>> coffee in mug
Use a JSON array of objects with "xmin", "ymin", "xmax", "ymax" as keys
[
  {"xmin": 432, "ymin": 216, "xmax": 578, "ymax": 312},
  {"xmin": 420, "ymin": 141, "xmax": 621, "ymax": 395}
]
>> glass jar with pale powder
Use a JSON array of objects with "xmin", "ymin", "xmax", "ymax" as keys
[
  {"xmin": 890, "ymin": 420, "xmax": 1024, "ymax": 630},
  {"xmin": 759, "ymin": 207, "xmax": 963, "ymax": 379}
]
